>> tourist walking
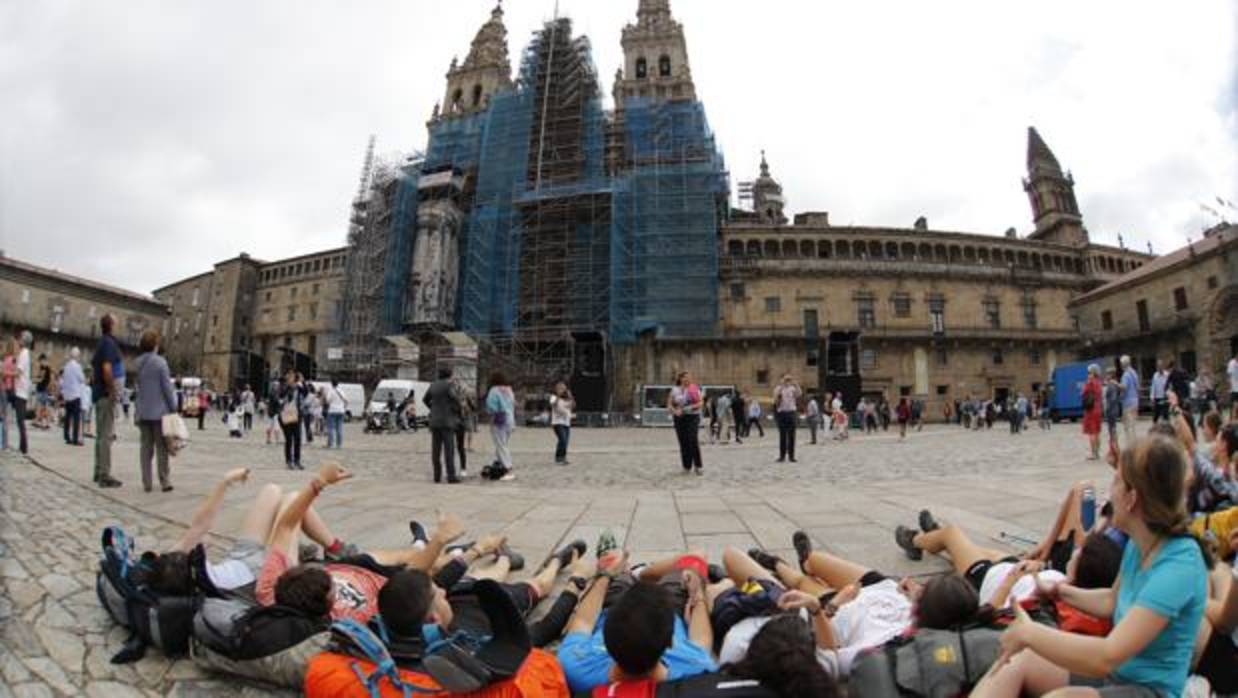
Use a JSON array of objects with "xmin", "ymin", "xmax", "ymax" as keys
[
  {"xmin": 324, "ymin": 379, "xmax": 347, "ymax": 449},
  {"xmin": 730, "ymin": 389, "xmax": 745, "ymax": 443},
  {"xmin": 773, "ymin": 373, "xmax": 801, "ymax": 463},
  {"xmin": 241, "ymin": 384, "xmax": 255, "ymax": 432},
  {"xmin": 424, "ymin": 367, "xmax": 461, "ymax": 484},
  {"xmin": 668, "ymin": 370, "xmax": 704, "ymax": 474},
  {"xmin": 1166, "ymin": 359, "xmax": 1191, "ymax": 423},
  {"xmin": 1119, "ymin": 355, "xmax": 1139, "ymax": 444},
  {"xmin": 133, "ymin": 331, "xmax": 176, "ymax": 492},
  {"xmin": 60, "ymin": 347, "xmax": 85, "ymax": 445},
  {"xmin": 1080, "ymin": 363, "xmax": 1103, "ymax": 461},
  {"xmin": 1014, "ymin": 393, "xmax": 1029, "ymax": 432},
  {"xmin": 277, "ymin": 372, "xmax": 305, "ymax": 469},
  {"xmin": 1149, "ymin": 359, "xmax": 1168, "ymax": 423},
  {"xmin": 1102, "ymin": 368, "xmax": 1122, "ymax": 449},
  {"xmin": 484, "ymin": 371, "xmax": 516, "ymax": 481},
  {"xmin": 715, "ymin": 390, "xmax": 733, "ymax": 444},
  {"xmin": 0, "ymin": 338, "xmax": 14, "ymax": 451},
  {"xmin": 451, "ymin": 375, "xmax": 474, "ymax": 475},
  {"xmin": 895, "ymin": 397, "xmax": 910, "ymax": 439},
  {"xmin": 195, "ymin": 388, "xmax": 209, "ymax": 431},
  {"xmin": 550, "ymin": 381, "xmax": 573, "ymax": 464},
  {"xmin": 745, "ymin": 393, "xmax": 764, "ymax": 437},
  {"xmin": 805, "ymin": 393, "xmax": 822, "ymax": 444},
  {"xmin": 90, "ymin": 316, "xmax": 123, "ymax": 486}
]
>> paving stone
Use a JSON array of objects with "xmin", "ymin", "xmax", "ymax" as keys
[
  {"xmin": 0, "ymin": 647, "xmax": 32, "ymax": 683},
  {"xmin": 23, "ymin": 656, "xmax": 78, "ymax": 695},
  {"xmin": 86, "ymin": 681, "xmax": 148, "ymax": 698},
  {"xmin": 11, "ymin": 684, "xmax": 53, "ymax": 698},
  {"xmin": 35, "ymin": 625, "xmax": 85, "ymax": 673}
]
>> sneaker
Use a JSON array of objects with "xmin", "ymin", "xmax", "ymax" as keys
[
  {"xmin": 496, "ymin": 543, "xmax": 525, "ymax": 572},
  {"xmin": 706, "ymin": 563, "xmax": 726, "ymax": 585},
  {"xmin": 553, "ymin": 539, "xmax": 588, "ymax": 569},
  {"xmin": 499, "ymin": 473, "xmax": 515, "ymax": 481},
  {"xmin": 595, "ymin": 530, "xmax": 619, "ymax": 561},
  {"xmin": 408, "ymin": 520, "xmax": 429, "ymax": 546},
  {"xmin": 918, "ymin": 509, "xmax": 941, "ymax": 533},
  {"xmin": 747, "ymin": 548, "xmax": 783, "ymax": 573},
  {"xmin": 895, "ymin": 525, "xmax": 923, "ymax": 561},
  {"xmin": 325, "ymin": 541, "xmax": 362, "ymax": 562},
  {"xmin": 99, "ymin": 478, "xmax": 122, "ymax": 489},
  {"xmin": 792, "ymin": 531, "xmax": 813, "ymax": 571}
]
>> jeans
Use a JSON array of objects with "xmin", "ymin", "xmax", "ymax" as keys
[
  {"xmin": 553, "ymin": 424, "xmax": 570, "ymax": 462},
  {"xmin": 326, "ymin": 413, "xmax": 344, "ymax": 448},
  {"xmin": 303, "ymin": 416, "xmax": 313, "ymax": 443},
  {"xmin": 94, "ymin": 397, "xmax": 114, "ymax": 481},
  {"xmin": 746, "ymin": 416, "xmax": 764, "ymax": 437},
  {"xmin": 776, "ymin": 411, "xmax": 797, "ymax": 460},
  {"xmin": 63, "ymin": 398, "xmax": 81, "ymax": 444},
  {"xmin": 808, "ymin": 416, "xmax": 820, "ymax": 444},
  {"xmin": 431, "ymin": 427, "xmax": 457, "ymax": 482},
  {"xmin": 11, "ymin": 394, "xmax": 28, "ymax": 454},
  {"xmin": 243, "ymin": 412, "xmax": 253, "ymax": 431},
  {"xmin": 672, "ymin": 413, "xmax": 703, "ymax": 471},
  {"xmin": 282, "ymin": 421, "xmax": 302, "ymax": 465},
  {"xmin": 1151, "ymin": 398, "xmax": 1168, "ymax": 423},
  {"xmin": 138, "ymin": 419, "xmax": 170, "ymax": 491}
]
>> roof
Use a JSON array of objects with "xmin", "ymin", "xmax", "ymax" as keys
[
  {"xmin": 1027, "ymin": 126, "xmax": 1061, "ymax": 171},
  {"xmin": 1072, "ymin": 224, "xmax": 1236, "ymax": 305},
  {"xmin": 0, "ymin": 254, "xmax": 166, "ymax": 308}
]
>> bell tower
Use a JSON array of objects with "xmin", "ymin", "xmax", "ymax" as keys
[
  {"xmin": 436, "ymin": 3, "xmax": 512, "ymax": 120},
  {"xmin": 751, "ymin": 151, "xmax": 787, "ymax": 225},
  {"xmin": 613, "ymin": 0, "xmax": 696, "ymax": 107},
  {"xmin": 1023, "ymin": 126, "xmax": 1087, "ymax": 246}
]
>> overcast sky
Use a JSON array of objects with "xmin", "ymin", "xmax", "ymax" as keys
[{"xmin": 1, "ymin": 1, "xmax": 1234, "ymax": 294}]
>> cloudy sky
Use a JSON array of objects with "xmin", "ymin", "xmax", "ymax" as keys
[{"xmin": 1, "ymin": 0, "xmax": 1234, "ymax": 294}]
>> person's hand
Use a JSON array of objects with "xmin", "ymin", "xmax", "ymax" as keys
[
  {"xmin": 776, "ymin": 589, "xmax": 823, "ymax": 615},
  {"xmin": 432, "ymin": 510, "xmax": 465, "ymax": 544},
  {"xmin": 474, "ymin": 534, "xmax": 506, "ymax": 556},
  {"xmin": 998, "ymin": 601, "xmax": 1033, "ymax": 658},
  {"xmin": 1167, "ymin": 390, "xmax": 1179, "ymax": 409},
  {"xmin": 1034, "ymin": 573, "xmax": 1063, "ymax": 600},
  {"xmin": 224, "ymin": 467, "xmax": 250, "ymax": 485},
  {"xmin": 598, "ymin": 549, "xmax": 630, "ymax": 578},
  {"xmin": 897, "ymin": 577, "xmax": 923, "ymax": 600},
  {"xmin": 316, "ymin": 463, "xmax": 352, "ymax": 486},
  {"xmin": 683, "ymin": 568, "xmax": 705, "ymax": 607}
]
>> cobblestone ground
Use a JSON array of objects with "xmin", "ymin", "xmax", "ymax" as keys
[{"xmin": 1, "ymin": 416, "xmax": 1118, "ymax": 695}]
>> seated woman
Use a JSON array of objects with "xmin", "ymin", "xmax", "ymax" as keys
[
  {"xmin": 1165, "ymin": 394, "xmax": 1237, "ymax": 514},
  {"xmin": 970, "ymin": 436, "xmax": 1210, "ymax": 698}
]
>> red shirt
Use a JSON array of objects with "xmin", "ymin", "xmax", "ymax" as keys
[{"xmin": 255, "ymin": 548, "xmax": 386, "ymax": 624}]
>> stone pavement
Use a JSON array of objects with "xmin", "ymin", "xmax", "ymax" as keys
[{"xmin": 0, "ymin": 416, "xmax": 1118, "ymax": 695}]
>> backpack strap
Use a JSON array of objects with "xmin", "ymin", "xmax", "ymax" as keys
[{"xmin": 332, "ymin": 618, "xmax": 435, "ymax": 698}]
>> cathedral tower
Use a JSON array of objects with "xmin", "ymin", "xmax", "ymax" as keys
[
  {"xmin": 1023, "ymin": 127, "xmax": 1087, "ymax": 246},
  {"xmin": 751, "ymin": 151, "xmax": 787, "ymax": 225},
  {"xmin": 436, "ymin": 4, "xmax": 512, "ymax": 120},
  {"xmin": 613, "ymin": 0, "xmax": 696, "ymax": 106}
]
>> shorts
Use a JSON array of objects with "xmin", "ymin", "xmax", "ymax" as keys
[
  {"xmin": 1048, "ymin": 531, "xmax": 1076, "ymax": 574},
  {"xmin": 37, "ymin": 391, "xmax": 51, "ymax": 406},
  {"xmin": 821, "ymin": 570, "xmax": 888, "ymax": 604},
  {"xmin": 1069, "ymin": 674, "xmax": 1164, "ymax": 698},
  {"xmin": 964, "ymin": 556, "xmax": 1019, "ymax": 593},
  {"xmin": 1195, "ymin": 630, "xmax": 1238, "ymax": 694},
  {"xmin": 605, "ymin": 566, "xmax": 690, "ymax": 611},
  {"xmin": 224, "ymin": 539, "xmax": 266, "ymax": 578}
]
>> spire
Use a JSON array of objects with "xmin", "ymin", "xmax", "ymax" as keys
[
  {"xmin": 461, "ymin": 2, "xmax": 511, "ymax": 73},
  {"xmin": 1026, "ymin": 126, "xmax": 1061, "ymax": 173},
  {"xmin": 759, "ymin": 150, "xmax": 770, "ymax": 178},
  {"xmin": 637, "ymin": 0, "xmax": 673, "ymax": 26}
]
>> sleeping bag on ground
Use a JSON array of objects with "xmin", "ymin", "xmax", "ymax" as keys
[{"xmin": 191, "ymin": 597, "xmax": 330, "ymax": 689}]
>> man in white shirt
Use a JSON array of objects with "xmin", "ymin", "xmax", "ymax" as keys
[
  {"xmin": 241, "ymin": 385, "xmax": 256, "ymax": 432},
  {"xmin": 60, "ymin": 348, "xmax": 86, "ymax": 445},
  {"xmin": 1228, "ymin": 351, "xmax": 1238, "ymax": 421},
  {"xmin": 1149, "ymin": 360, "xmax": 1169, "ymax": 424},
  {"xmin": 13, "ymin": 331, "xmax": 33, "ymax": 454}
]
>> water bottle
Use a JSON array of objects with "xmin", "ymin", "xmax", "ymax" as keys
[{"xmin": 1081, "ymin": 485, "xmax": 1097, "ymax": 532}]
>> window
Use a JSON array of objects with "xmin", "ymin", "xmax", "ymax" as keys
[
  {"xmin": 1030, "ymin": 348, "xmax": 1041, "ymax": 365},
  {"xmin": 309, "ymin": 302, "xmax": 318, "ymax": 320},
  {"xmin": 1022, "ymin": 298, "xmax": 1037, "ymax": 328},
  {"xmin": 729, "ymin": 282, "xmax": 745, "ymax": 300},
  {"xmin": 291, "ymin": 286, "xmax": 298, "ymax": 299},
  {"xmin": 929, "ymin": 296, "xmax": 945, "ymax": 334},
  {"xmin": 1207, "ymin": 276, "xmax": 1218, "ymax": 290},
  {"xmin": 635, "ymin": 57, "xmax": 647, "ymax": 79},
  {"xmin": 857, "ymin": 297, "xmax": 876, "ymax": 328},
  {"xmin": 209, "ymin": 335, "xmax": 216, "ymax": 348},
  {"xmin": 991, "ymin": 347, "xmax": 1004, "ymax": 365},
  {"xmin": 892, "ymin": 294, "xmax": 911, "ymax": 318},
  {"xmin": 212, "ymin": 315, "xmax": 218, "ymax": 327},
  {"xmin": 20, "ymin": 288, "xmax": 29, "ymax": 303},
  {"xmin": 1136, "ymin": 300, "xmax": 1150, "ymax": 332},
  {"xmin": 803, "ymin": 309, "xmax": 819, "ymax": 338},
  {"xmin": 983, "ymin": 298, "xmax": 1001, "ymax": 329},
  {"xmin": 191, "ymin": 287, "xmax": 199, "ymax": 306},
  {"xmin": 936, "ymin": 385, "xmax": 949, "ymax": 396},
  {"xmin": 89, "ymin": 305, "xmax": 96, "ymax": 318},
  {"xmin": 472, "ymin": 84, "xmax": 482, "ymax": 107},
  {"xmin": 288, "ymin": 306, "xmax": 296, "ymax": 322},
  {"xmin": 806, "ymin": 349, "xmax": 819, "ymax": 367},
  {"xmin": 1173, "ymin": 287, "xmax": 1188, "ymax": 311},
  {"xmin": 899, "ymin": 386, "xmax": 912, "ymax": 397},
  {"xmin": 756, "ymin": 369, "xmax": 770, "ymax": 385},
  {"xmin": 658, "ymin": 55, "xmax": 671, "ymax": 77},
  {"xmin": 935, "ymin": 347, "xmax": 948, "ymax": 366},
  {"xmin": 262, "ymin": 309, "xmax": 271, "ymax": 325},
  {"xmin": 1101, "ymin": 310, "xmax": 1113, "ymax": 330},
  {"xmin": 194, "ymin": 313, "xmax": 201, "ymax": 332},
  {"xmin": 265, "ymin": 291, "xmax": 272, "ymax": 302},
  {"xmin": 764, "ymin": 296, "xmax": 781, "ymax": 313},
  {"xmin": 50, "ymin": 305, "xmax": 64, "ymax": 333},
  {"xmin": 312, "ymin": 283, "xmax": 320, "ymax": 296},
  {"xmin": 860, "ymin": 349, "xmax": 877, "ymax": 370}
]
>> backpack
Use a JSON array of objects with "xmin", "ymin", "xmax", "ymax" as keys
[
  {"xmin": 95, "ymin": 526, "xmax": 199, "ymax": 660},
  {"xmin": 191, "ymin": 597, "xmax": 330, "ymax": 689},
  {"xmin": 848, "ymin": 626, "xmax": 1003, "ymax": 698},
  {"xmin": 583, "ymin": 674, "xmax": 778, "ymax": 698}
]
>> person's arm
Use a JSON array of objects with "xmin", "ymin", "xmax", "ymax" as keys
[
  {"xmin": 171, "ymin": 468, "xmax": 250, "ymax": 552},
  {"xmin": 990, "ymin": 561, "xmax": 1041, "ymax": 609},
  {"xmin": 565, "ymin": 575, "xmax": 611, "ymax": 636},
  {"xmin": 682, "ymin": 569, "xmax": 712, "ymax": 651},
  {"xmin": 1168, "ymin": 392, "xmax": 1195, "ymax": 452},
  {"xmin": 1002, "ymin": 601, "xmax": 1169, "ymax": 678},
  {"xmin": 159, "ymin": 361, "xmax": 177, "ymax": 414},
  {"xmin": 268, "ymin": 464, "xmax": 352, "ymax": 556},
  {"xmin": 778, "ymin": 589, "xmax": 842, "ymax": 650},
  {"xmin": 1211, "ymin": 569, "xmax": 1238, "ymax": 633},
  {"xmin": 1045, "ymin": 573, "xmax": 1118, "ymax": 619},
  {"xmin": 101, "ymin": 358, "xmax": 115, "ymax": 400}
]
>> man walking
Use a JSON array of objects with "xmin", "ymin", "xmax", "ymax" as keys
[
  {"xmin": 730, "ymin": 389, "xmax": 745, "ymax": 443},
  {"xmin": 241, "ymin": 384, "xmax": 255, "ymax": 432},
  {"xmin": 806, "ymin": 393, "xmax": 821, "ymax": 444},
  {"xmin": 1149, "ymin": 360, "xmax": 1168, "ymax": 424},
  {"xmin": 11, "ymin": 332, "xmax": 33, "ymax": 454},
  {"xmin": 1119, "ymin": 355, "xmax": 1140, "ymax": 444},
  {"xmin": 61, "ymin": 348, "xmax": 85, "ymax": 445},
  {"xmin": 91, "ymin": 315, "xmax": 123, "ymax": 488},
  {"xmin": 773, "ymin": 373, "xmax": 801, "ymax": 463},
  {"xmin": 1229, "ymin": 350, "xmax": 1238, "ymax": 421},
  {"xmin": 745, "ymin": 393, "xmax": 764, "ymax": 438},
  {"xmin": 423, "ymin": 367, "xmax": 461, "ymax": 484}
]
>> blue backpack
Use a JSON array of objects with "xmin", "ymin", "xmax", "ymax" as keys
[{"xmin": 95, "ymin": 526, "xmax": 199, "ymax": 660}]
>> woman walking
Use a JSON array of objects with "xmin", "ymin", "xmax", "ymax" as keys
[
  {"xmin": 134, "ymin": 331, "xmax": 177, "ymax": 492},
  {"xmin": 1081, "ymin": 363, "xmax": 1103, "ymax": 460},
  {"xmin": 485, "ymin": 371, "xmax": 516, "ymax": 481},
  {"xmin": 896, "ymin": 397, "xmax": 910, "ymax": 440},
  {"xmin": 550, "ymin": 382, "xmax": 574, "ymax": 464},
  {"xmin": 324, "ymin": 379, "xmax": 347, "ymax": 449},
  {"xmin": 668, "ymin": 370, "xmax": 704, "ymax": 475},
  {"xmin": 278, "ymin": 371, "xmax": 306, "ymax": 469}
]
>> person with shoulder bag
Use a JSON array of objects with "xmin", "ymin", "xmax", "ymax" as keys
[
  {"xmin": 279, "ymin": 372, "xmax": 303, "ymax": 470},
  {"xmin": 134, "ymin": 330, "xmax": 179, "ymax": 493}
]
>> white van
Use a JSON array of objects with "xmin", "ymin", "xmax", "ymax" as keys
[
  {"xmin": 310, "ymin": 381, "xmax": 367, "ymax": 421},
  {"xmin": 368, "ymin": 379, "xmax": 431, "ymax": 416}
]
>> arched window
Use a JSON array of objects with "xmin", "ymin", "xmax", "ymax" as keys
[
  {"xmin": 868, "ymin": 240, "xmax": 882, "ymax": 258},
  {"xmin": 901, "ymin": 242, "xmax": 915, "ymax": 259},
  {"xmin": 836, "ymin": 240, "xmax": 851, "ymax": 258},
  {"xmin": 818, "ymin": 240, "xmax": 832, "ymax": 258},
  {"xmin": 886, "ymin": 242, "xmax": 899, "ymax": 259},
  {"xmin": 764, "ymin": 239, "xmax": 779, "ymax": 257},
  {"xmin": 746, "ymin": 240, "xmax": 762, "ymax": 256},
  {"xmin": 949, "ymin": 245, "xmax": 961, "ymax": 262},
  {"xmin": 659, "ymin": 55, "xmax": 672, "ymax": 77},
  {"xmin": 728, "ymin": 240, "xmax": 744, "ymax": 256},
  {"xmin": 963, "ymin": 247, "xmax": 976, "ymax": 262},
  {"xmin": 782, "ymin": 240, "xmax": 798, "ymax": 257},
  {"xmin": 918, "ymin": 243, "xmax": 931, "ymax": 260},
  {"xmin": 1017, "ymin": 251, "xmax": 1029, "ymax": 268},
  {"xmin": 635, "ymin": 57, "xmax": 648, "ymax": 79},
  {"xmin": 472, "ymin": 84, "xmax": 483, "ymax": 107},
  {"xmin": 800, "ymin": 240, "xmax": 814, "ymax": 258},
  {"xmin": 934, "ymin": 244, "xmax": 947, "ymax": 262},
  {"xmin": 451, "ymin": 88, "xmax": 464, "ymax": 111}
]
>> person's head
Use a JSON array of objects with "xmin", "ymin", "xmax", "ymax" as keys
[
  {"xmin": 1066, "ymin": 531, "xmax": 1124, "ymax": 589},
  {"xmin": 488, "ymin": 370, "xmax": 507, "ymax": 387},
  {"xmin": 330, "ymin": 379, "xmax": 338, "ymax": 388},
  {"xmin": 603, "ymin": 581, "xmax": 674, "ymax": 680},
  {"xmin": 782, "ymin": 374, "xmax": 793, "ymax": 384},
  {"xmin": 274, "ymin": 564, "xmax": 333, "ymax": 619},
  {"xmin": 437, "ymin": 366, "xmax": 453, "ymax": 380},
  {"xmin": 140, "ymin": 551, "xmax": 193, "ymax": 596},
  {"xmin": 1120, "ymin": 355, "xmax": 1131, "ymax": 368},
  {"xmin": 1087, "ymin": 363, "xmax": 1100, "ymax": 378},
  {"xmin": 69, "ymin": 347, "xmax": 80, "ymax": 361},
  {"xmin": 1201, "ymin": 411, "xmax": 1222, "ymax": 441},
  {"xmin": 722, "ymin": 614, "xmax": 838, "ymax": 698},
  {"xmin": 139, "ymin": 330, "xmax": 159, "ymax": 354},
  {"xmin": 100, "ymin": 314, "xmax": 115, "ymax": 336},
  {"xmin": 19, "ymin": 330, "xmax": 32, "ymax": 348},
  {"xmin": 915, "ymin": 574, "xmax": 980, "ymax": 629},
  {"xmin": 284, "ymin": 369, "xmax": 295, "ymax": 383},
  {"xmin": 377, "ymin": 569, "xmax": 452, "ymax": 635},
  {"xmin": 1113, "ymin": 436, "xmax": 1189, "ymax": 537},
  {"xmin": 1105, "ymin": 367, "xmax": 1116, "ymax": 380},
  {"xmin": 1156, "ymin": 358, "xmax": 1164, "ymax": 370},
  {"xmin": 37, "ymin": 353, "xmax": 47, "ymax": 363},
  {"xmin": 554, "ymin": 381, "xmax": 567, "ymax": 396},
  {"xmin": 675, "ymin": 371, "xmax": 690, "ymax": 387},
  {"xmin": 1214, "ymin": 423, "xmax": 1238, "ymax": 469},
  {"xmin": 1167, "ymin": 360, "xmax": 1177, "ymax": 371}
]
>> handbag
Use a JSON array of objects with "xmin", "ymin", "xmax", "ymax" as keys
[{"xmin": 162, "ymin": 413, "xmax": 190, "ymax": 455}]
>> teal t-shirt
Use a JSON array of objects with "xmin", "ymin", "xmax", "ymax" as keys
[
  {"xmin": 556, "ymin": 611, "xmax": 717, "ymax": 693},
  {"xmin": 1112, "ymin": 536, "xmax": 1206, "ymax": 698}
]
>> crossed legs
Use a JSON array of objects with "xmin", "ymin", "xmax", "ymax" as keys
[{"xmin": 911, "ymin": 525, "xmax": 1008, "ymax": 577}]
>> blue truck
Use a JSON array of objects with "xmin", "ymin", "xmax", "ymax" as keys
[{"xmin": 1047, "ymin": 357, "xmax": 1108, "ymax": 421}]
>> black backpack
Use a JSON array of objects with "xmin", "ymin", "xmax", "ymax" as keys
[
  {"xmin": 95, "ymin": 526, "xmax": 199, "ymax": 660},
  {"xmin": 572, "ymin": 673, "xmax": 779, "ymax": 698},
  {"xmin": 849, "ymin": 626, "xmax": 1003, "ymax": 698}
]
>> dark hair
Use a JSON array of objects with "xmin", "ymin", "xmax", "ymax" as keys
[
  {"xmin": 603, "ymin": 581, "xmax": 674, "ymax": 678},
  {"xmin": 722, "ymin": 614, "xmax": 838, "ymax": 698},
  {"xmin": 1147, "ymin": 423, "xmax": 1176, "ymax": 439},
  {"xmin": 378, "ymin": 569, "xmax": 434, "ymax": 636},
  {"xmin": 141, "ymin": 551, "xmax": 193, "ymax": 596},
  {"xmin": 139, "ymin": 330, "xmax": 159, "ymax": 353},
  {"xmin": 1201, "ymin": 411, "xmax": 1222, "ymax": 437},
  {"xmin": 274, "ymin": 564, "xmax": 333, "ymax": 619},
  {"xmin": 488, "ymin": 370, "xmax": 508, "ymax": 387},
  {"xmin": 101, "ymin": 314, "xmax": 115, "ymax": 333},
  {"xmin": 916, "ymin": 574, "xmax": 983, "ymax": 629},
  {"xmin": 437, "ymin": 367, "xmax": 453, "ymax": 379},
  {"xmin": 1072, "ymin": 532, "xmax": 1123, "ymax": 589},
  {"xmin": 1218, "ymin": 424, "xmax": 1238, "ymax": 462}
]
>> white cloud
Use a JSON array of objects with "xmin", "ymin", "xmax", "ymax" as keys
[{"xmin": 0, "ymin": 0, "xmax": 1233, "ymax": 292}]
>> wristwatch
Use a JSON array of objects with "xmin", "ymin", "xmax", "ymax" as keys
[{"xmin": 568, "ymin": 576, "xmax": 588, "ymax": 592}]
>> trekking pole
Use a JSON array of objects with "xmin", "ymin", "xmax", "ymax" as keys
[{"xmin": 999, "ymin": 532, "xmax": 1039, "ymax": 547}]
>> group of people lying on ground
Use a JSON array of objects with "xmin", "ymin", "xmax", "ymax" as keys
[{"xmin": 98, "ymin": 404, "xmax": 1238, "ymax": 697}]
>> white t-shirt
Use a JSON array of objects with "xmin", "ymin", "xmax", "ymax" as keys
[
  {"xmin": 550, "ymin": 395, "xmax": 572, "ymax": 426},
  {"xmin": 1228, "ymin": 358, "xmax": 1238, "ymax": 394},
  {"xmin": 977, "ymin": 562, "xmax": 1067, "ymax": 608},
  {"xmin": 325, "ymin": 386, "xmax": 347, "ymax": 415},
  {"xmin": 719, "ymin": 579, "xmax": 913, "ymax": 677},
  {"xmin": 14, "ymin": 349, "xmax": 31, "ymax": 400},
  {"xmin": 831, "ymin": 397, "xmax": 843, "ymax": 411}
]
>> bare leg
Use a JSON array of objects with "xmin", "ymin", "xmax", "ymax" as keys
[
  {"xmin": 268, "ymin": 492, "xmax": 301, "ymax": 562},
  {"xmin": 722, "ymin": 547, "xmax": 778, "ymax": 586},
  {"xmin": 636, "ymin": 550, "xmax": 705, "ymax": 582},
  {"xmin": 912, "ymin": 525, "xmax": 1006, "ymax": 577},
  {"xmin": 802, "ymin": 549, "xmax": 869, "ymax": 589},
  {"xmin": 1029, "ymin": 482, "xmax": 1090, "ymax": 560},
  {"xmin": 469, "ymin": 556, "xmax": 512, "ymax": 583},
  {"xmin": 524, "ymin": 558, "xmax": 562, "ymax": 597},
  {"xmin": 300, "ymin": 504, "xmax": 341, "ymax": 549},
  {"xmin": 705, "ymin": 579, "xmax": 735, "ymax": 605},
  {"xmin": 368, "ymin": 545, "xmax": 445, "ymax": 571},
  {"xmin": 971, "ymin": 649, "xmax": 1070, "ymax": 698},
  {"xmin": 237, "ymin": 484, "xmax": 283, "ymax": 542}
]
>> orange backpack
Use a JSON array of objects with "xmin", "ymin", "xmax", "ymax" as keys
[{"xmin": 304, "ymin": 646, "xmax": 568, "ymax": 698}]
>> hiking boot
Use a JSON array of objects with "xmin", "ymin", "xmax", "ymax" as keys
[
  {"xmin": 895, "ymin": 525, "xmax": 923, "ymax": 561},
  {"xmin": 706, "ymin": 563, "xmax": 726, "ymax": 585},
  {"xmin": 553, "ymin": 539, "xmax": 587, "ymax": 569},
  {"xmin": 446, "ymin": 541, "xmax": 476, "ymax": 556},
  {"xmin": 324, "ymin": 541, "xmax": 361, "ymax": 562},
  {"xmin": 409, "ymin": 520, "xmax": 428, "ymax": 546},
  {"xmin": 497, "ymin": 543, "xmax": 524, "ymax": 572},
  {"xmin": 595, "ymin": 530, "xmax": 619, "ymax": 560},
  {"xmin": 748, "ymin": 548, "xmax": 783, "ymax": 573},
  {"xmin": 918, "ymin": 509, "xmax": 941, "ymax": 533},
  {"xmin": 792, "ymin": 531, "xmax": 813, "ymax": 571}
]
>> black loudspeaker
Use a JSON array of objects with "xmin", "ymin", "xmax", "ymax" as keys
[{"xmin": 571, "ymin": 333, "xmax": 606, "ymax": 413}]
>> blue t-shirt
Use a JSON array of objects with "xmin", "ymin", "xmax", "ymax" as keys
[
  {"xmin": 556, "ymin": 611, "xmax": 718, "ymax": 693},
  {"xmin": 90, "ymin": 335, "xmax": 123, "ymax": 397},
  {"xmin": 1112, "ymin": 536, "xmax": 1206, "ymax": 698},
  {"xmin": 1121, "ymin": 369, "xmax": 1140, "ymax": 410}
]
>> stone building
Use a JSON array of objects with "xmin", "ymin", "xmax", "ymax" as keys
[
  {"xmin": 1070, "ymin": 223, "xmax": 1236, "ymax": 383},
  {"xmin": 152, "ymin": 247, "xmax": 347, "ymax": 390},
  {"xmin": 0, "ymin": 254, "xmax": 169, "ymax": 375}
]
